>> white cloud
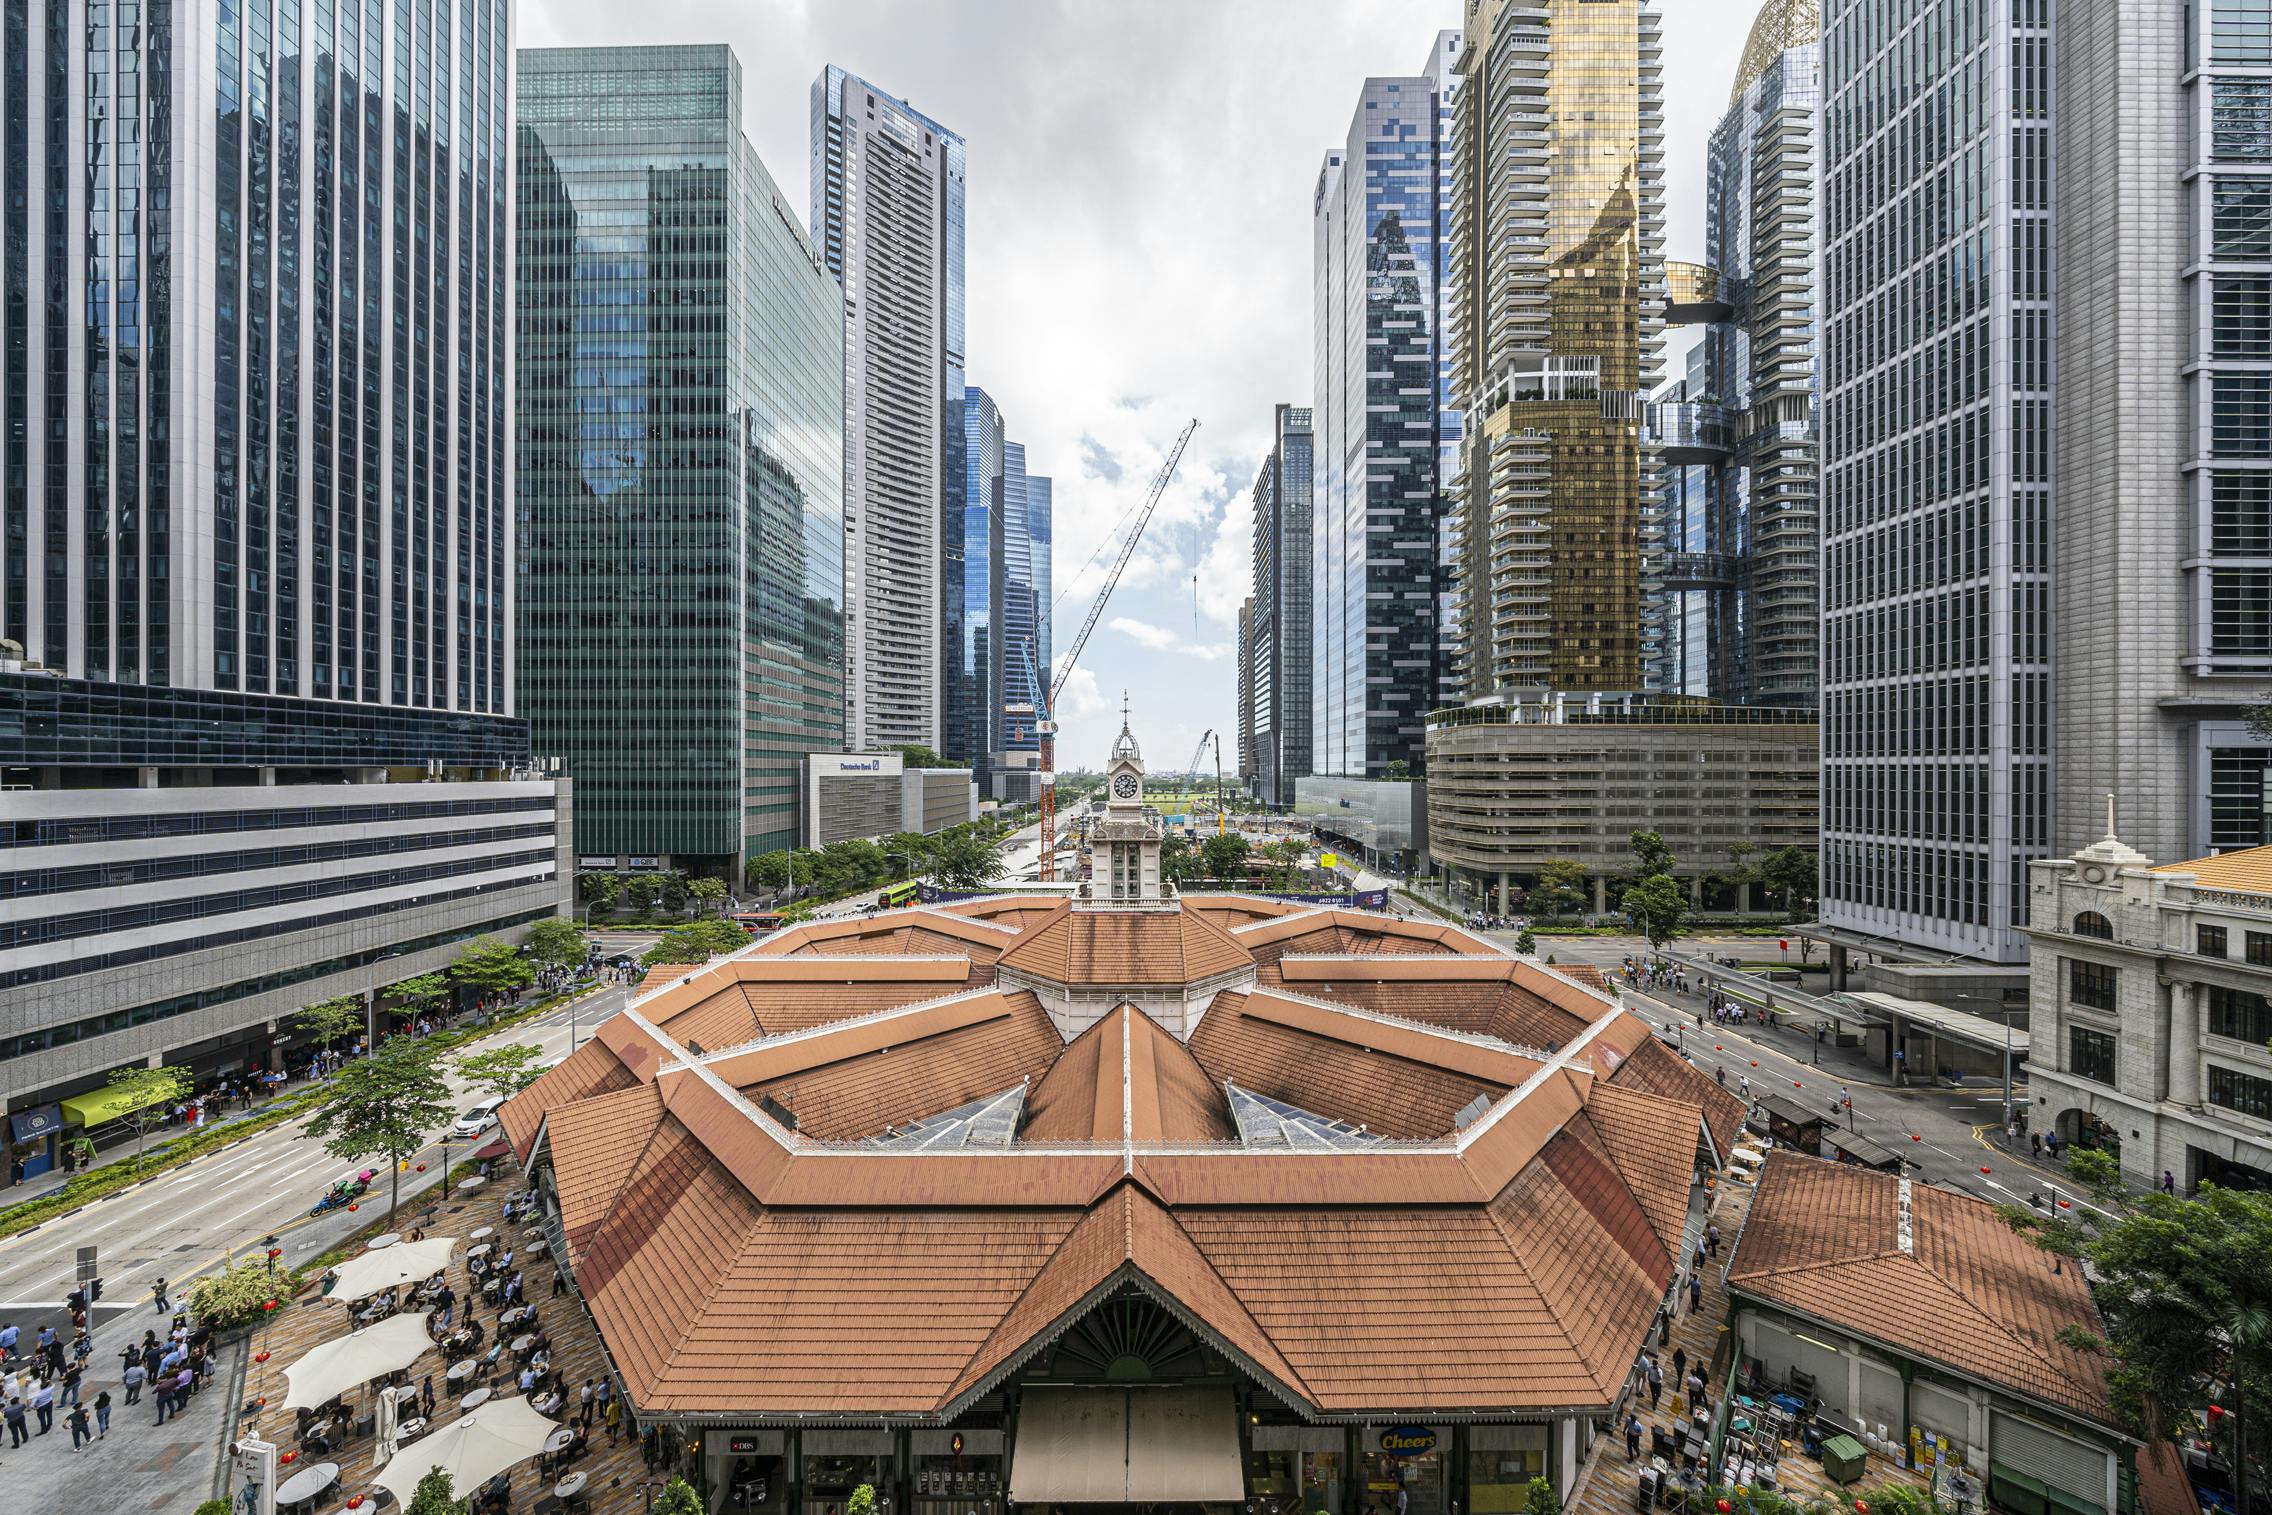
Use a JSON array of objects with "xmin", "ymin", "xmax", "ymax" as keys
[{"xmin": 1109, "ymin": 617, "xmax": 1180, "ymax": 652}]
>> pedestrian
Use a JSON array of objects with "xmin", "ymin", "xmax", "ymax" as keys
[
  {"xmin": 2161, "ymin": 1170, "xmax": 2176, "ymax": 1195},
  {"xmin": 1715, "ymin": 1066, "xmax": 1726, "ymax": 1087},
  {"xmin": 4, "ymin": 1394, "xmax": 25, "ymax": 1447},
  {"xmin": 32, "ymin": 1376, "xmax": 55, "ymax": 1433},
  {"xmin": 421, "ymin": 1374, "xmax": 435, "ymax": 1416},
  {"xmin": 1625, "ymin": 1412, "xmax": 1643, "ymax": 1462},
  {"xmin": 152, "ymin": 1277, "xmax": 169, "ymax": 1315},
  {"xmin": 0, "ymin": 1321, "xmax": 16, "ymax": 1360},
  {"xmin": 123, "ymin": 1360, "xmax": 145, "ymax": 1405},
  {"xmin": 2030, "ymin": 1131, "xmax": 2043, "ymax": 1159},
  {"xmin": 1672, "ymin": 1346, "xmax": 1687, "ymax": 1391},
  {"xmin": 551, "ymin": 1270, "xmax": 569, "ymax": 1299},
  {"xmin": 603, "ymin": 1394, "xmax": 623, "ymax": 1443},
  {"xmin": 1687, "ymin": 1273, "xmax": 1703, "ymax": 1313},
  {"xmin": 579, "ymin": 1378, "xmax": 595, "ymax": 1427},
  {"xmin": 94, "ymin": 1389, "xmax": 111, "ymax": 1439},
  {"xmin": 1705, "ymin": 1221, "xmax": 1721, "ymax": 1257},
  {"xmin": 1646, "ymin": 1355, "xmax": 1664, "ymax": 1408},
  {"xmin": 61, "ymin": 1360, "xmax": 81, "ymax": 1407},
  {"xmin": 1738, "ymin": 1074, "xmax": 1750, "ymax": 1098},
  {"xmin": 67, "ymin": 1399, "xmax": 91, "ymax": 1450}
]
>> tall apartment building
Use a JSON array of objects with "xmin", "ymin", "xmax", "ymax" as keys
[
  {"xmin": 1250, "ymin": 405, "xmax": 1315, "ymax": 807},
  {"xmin": 1448, "ymin": 0, "xmax": 1666, "ymax": 702},
  {"xmin": 1236, "ymin": 597, "xmax": 1258, "ymax": 792},
  {"xmin": 0, "ymin": 0, "xmax": 572, "ymax": 1138},
  {"xmin": 1819, "ymin": 0, "xmax": 2052, "ymax": 963},
  {"xmin": 1313, "ymin": 31, "xmax": 1463, "ymax": 773},
  {"xmin": 517, "ymin": 46, "xmax": 846, "ymax": 875},
  {"xmin": 2054, "ymin": 3, "xmax": 2272, "ymax": 864},
  {"xmin": 956, "ymin": 387, "xmax": 1052, "ymax": 791},
  {"xmin": 811, "ymin": 66, "xmax": 965, "ymax": 753},
  {"xmin": 1652, "ymin": 0, "xmax": 1821, "ymax": 708}
]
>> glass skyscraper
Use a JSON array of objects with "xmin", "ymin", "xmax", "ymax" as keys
[
  {"xmin": 811, "ymin": 65, "xmax": 964, "ymax": 755},
  {"xmin": 1252, "ymin": 404, "xmax": 1314, "ymax": 807},
  {"xmin": 517, "ymin": 45, "xmax": 845, "ymax": 873},
  {"xmin": 1652, "ymin": 0, "xmax": 1820, "ymax": 709},
  {"xmin": 957, "ymin": 386, "xmax": 1049, "ymax": 780},
  {"xmin": 1312, "ymin": 31, "xmax": 1461, "ymax": 779},
  {"xmin": 1448, "ymin": 0, "xmax": 1666, "ymax": 701}
]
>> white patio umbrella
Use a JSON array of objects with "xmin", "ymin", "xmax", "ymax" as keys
[
  {"xmin": 282, "ymin": 1311, "xmax": 437, "ymax": 1410},
  {"xmin": 326, "ymin": 1237, "xmax": 458, "ymax": 1302},
  {"xmin": 372, "ymin": 1393, "xmax": 559, "ymax": 1507}
]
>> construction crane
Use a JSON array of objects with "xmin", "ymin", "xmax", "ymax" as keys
[{"xmin": 1031, "ymin": 417, "xmax": 1200, "ymax": 882}]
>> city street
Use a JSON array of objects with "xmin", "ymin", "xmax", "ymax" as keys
[{"xmin": 0, "ymin": 981, "xmax": 631, "ymax": 1317}]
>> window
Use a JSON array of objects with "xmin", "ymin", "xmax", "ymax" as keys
[
  {"xmin": 2072, "ymin": 911, "xmax": 2113, "ymax": 940},
  {"xmin": 2208, "ymin": 985, "xmax": 2272, "ymax": 1043},
  {"xmin": 2201, "ymin": 923, "xmax": 2232, "ymax": 958},
  {"xmin": 2209, "ymin": 1063, "xmax": 2272, "ymax": 1122},
  {"xmin": 2216, "ymin": 1, "xmax": 2272, "ymax": 65},
  {"xmin": 2070, "ymin": 1027, "xmax": 2118, "ymax": 1086},
  {"xmin": 2214, "ymin": 570, "xmax": 2272, "ymax": 655},
  {"xmin": 2069, "ymin": 958, "xmax": 2118, "ymax": 1009},
  {"xmin": 2213, "ymin": 473, "xmax": 2272, "ymax": 556},
  {"xmin": 2215, "ymin": 178, "xmax": 2272, "ymax": 259},
  {"xmin": 2214, "ymin": 82, "xmax": 2272, "ymax": 162},
  {"xmin": 2216, "ymin": 276, "xmax": 2272, "ymax": 359},
  {"xmin": 2250, "ymin": 930, "xmax": 2272, "ymax": 966},
  {"xmin": 2214, "ymin": 375, "xmax": 2272, "ymax": 455}
]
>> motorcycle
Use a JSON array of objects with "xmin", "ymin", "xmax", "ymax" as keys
[{"xmin": 307, "ymin": 1171, "xmax": 373, "ymax": 1217}]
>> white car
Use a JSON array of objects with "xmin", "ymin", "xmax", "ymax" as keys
[{"xmin": 450, "ymin": 1095, "xmax": 506, "ymax": 1140}]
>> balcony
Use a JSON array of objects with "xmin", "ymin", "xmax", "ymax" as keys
[
  {"xmin": 1651, "ymin": 400, "xmax": 1734, "ymax": 462},
  {"xmin": 1660, "ymin": 551, "xmax": 1742, "ymax": 592}
]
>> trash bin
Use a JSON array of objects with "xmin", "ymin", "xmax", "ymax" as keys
[{"xmin": 1821, "ymin": 1435, "xmax": 1869, "ymax": 1485}]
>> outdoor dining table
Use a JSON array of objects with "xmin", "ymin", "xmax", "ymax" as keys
[
  {"xmin": 398, "ymin": 1415, "xmax": 429, "ymax": 1441},
  {"xmin": 511, "ymin": 1333, "xmax": 537, "ymax": 1358},
  {"xmin": 367, "ymin": 1232, "xmax": 401, "ymax": 1250},
  {"xmin": 457, "ymin": 1177, "xmax": 486, "ymax": 1193},
  {"xmin": 461, "ymin": 1386, "xmax": 493, "ymax": 1411},
  {"xmin": 499, "ymin": 1306, "xmax": 534, "ymax": 1329},
  {"xmin": 275, "ymin": 1460, "xmax": 341, "ymax": 1514},
  {"xmin": 446, "ymin": 1359, "xmax": 478, "ymax": 1386},
  {"xmin": 534, "ymin": 1391, "xmax": 565, "ymax": 1417},
  {"xmin": 556, "ymin": 1472, "xmax": 590, "ymax": 1506}
]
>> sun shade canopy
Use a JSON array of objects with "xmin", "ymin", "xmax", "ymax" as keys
[
  {"xmin": 283, "ymin": 1311, "xmax": 436, "ymax": 1410},
  {"xmin": 1007, "ymin": 1387, "xmax": 1243, "ymax": 1504}
]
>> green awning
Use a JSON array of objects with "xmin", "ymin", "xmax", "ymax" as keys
[{"xmin": 59, "ymin": 1083, "xmax": 173, "ymax": 1129}]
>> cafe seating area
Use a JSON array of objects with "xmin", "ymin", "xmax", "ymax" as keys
[{"xmin": 241, "ymin": 1172, "xmax": 644, "ymax": 1512}]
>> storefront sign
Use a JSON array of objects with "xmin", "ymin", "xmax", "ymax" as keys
[
  {"xmin": 8, "ymin": 1105, "xmax": 61, "ymax": 1143},
  {"xmin": 1378, "ymin": 1426, "xmax": 1438, "ymax": 1457},
  {"xmin": 728, "ymin": 1435, "xmax": 762, "ymax": 1455}
]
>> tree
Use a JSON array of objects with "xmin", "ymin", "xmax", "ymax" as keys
[
  {"xmin": 582, "ymin": 872, "xmax": 622, "ymax": 916},
  {"xmin": 1521, "ymin": 1477, "xmax": 1558, "ymax": 1515},
  {"xmin": 106, "ymin": 1064, "xmax": 192, "ymax": 1170},
  {"xmin": 641, "ymin": 918, "xmax": 752, "ymax": 969},
  {"xmin": 689, "ymin": 876, "xmax": 728, "ymax": 913},
  {"xmin": 652, "ymin": 1480, "xmax": 704, "ymax": 1515},
  {"xmin": 524, "ymin": 918, "xmax": 589, "ymax": 973},
  {"xmin": 746, "ymin": 850, "xmax": 795, "ymax": 893},
  {"xmin": 2042, "ymin": 1182, "xmax": 2272, "ymax": 1511},
  {"xmin": 1515, "ymin": 926, "xmax": 1538, "ymax": 956},
  {"xmin": 297, "ymin": 995, "xmax": 365, "ymax": 1052},
  {"xmin": 1759, "ymin": 846, "xmax": 1819, "ymax": 920},
  {"xmin": 847, "ymin": 1487, "xmax": 878, "ymax": 1515},
  {"xmin": 388, "ymin": 972, "xmax": 451, "ymax": 1029},
  {"xmin": 1384, "ymin": 758, "xmax": 1410, "ymax": 781},
  {"xmin": 889, "ymin": 743, "xmax": 946, "ymax": 769},
  {"xmin": 882, "ymin": 831, "xmax": 933, "ymax": 878},
  {"xmin": 1199, "ymin": 832, "xmax": 1251, "ymax": 882},
  {"xmin": 303, "ymin": 1037, "xmax": 452, "ymax": 1224},
  {"xmin": 1260, "ymin": 837, "xmax": 1306, "ymax": 890},
  {"xmin": 621, "ymin": 873, "xmax": 662, "ymax": 915},
  {"xmin": 1629, "ymin": 829, "xmax": 1677, "ymax": 880},
  {"xmin": 658, "ymin": 870, "xmax": 691, "ymax": 914},
  {"xmin": 450, "ymin": 938, "xmax": 534, "ymax": 1007},
  {"xmin": 456, "ymin": 1043, "xmax": 548, "ymax": 1102},
  {"xmin": 1623, "ymin": 873, "xmax": 1689, "ymax": 954},
  {"xmin": 406, "ymin": 1468, "xmax": 470, "ymax": 1515},
  {"xmin": 1161, "ymin": 833, "xmax": 1197, "ymax": 885},
  {"xmin": 1528, "ymin": 859, "xmax": 1590, "ymax": 918},
  {"xmin": 929, "ymin": 829, "xmax": 1008, "ymax": 891}
]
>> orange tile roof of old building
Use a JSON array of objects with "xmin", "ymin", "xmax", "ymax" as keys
[
  {"xmin": 2152, "ymin": 843, "xmax": 2272, "ymax": 895},
  {"xmin": 1727, "ymin": 1153, "xmax": 2121, "ymax": 1428},
  {"xmin": 505, "ymin": 893, "xmax": 1723, "ymax": 1423}
]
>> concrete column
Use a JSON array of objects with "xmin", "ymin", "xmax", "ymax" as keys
[
  {"xmin": 1688, "ymin": 875, "xmax": 1704, "ymax": 908},
  {"xmin": 138, "ymin": 766, "xmax": 159, "ymax": 788},
  {"xmin": 2168, "ymin": 981, "xmax": 2202, "ymax": 1107},
  {"xmin": 1496, "ymin": 873, "xmax": 1511, "ymax": 913},
  {"xmin": 1593, "ymin": 875, "xmax": 1608, "ymax": 914},
  {"xmin": 1827, "ymin": 943, "xmax": 1849, "ymax": 991}
]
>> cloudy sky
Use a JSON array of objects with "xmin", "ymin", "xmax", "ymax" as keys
[{"xmin": 522, "ymin": 0, "xmax": 1771, "ymax": 774}]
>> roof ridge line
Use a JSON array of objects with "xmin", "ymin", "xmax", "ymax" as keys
[
  {"xmin": 1129, "ymin": 1195, "xmax": 1318, "ymax": 1404},
  {"xmin": 1250, "ymin": 983, "xmax": 1557, "ymax": 1061},
  {"xmin": 684, "ymin": 983, "xmax": 1010, "ymax": 1065}
]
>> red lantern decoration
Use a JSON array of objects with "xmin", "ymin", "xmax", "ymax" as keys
[
  {"xmin": 2209, "ymin": 1404, "xmax": 2228, "ymax": 1422},
  {"xmin": 264, "ymin": 1299, "xmax": 280, "ymax": 1312},
  {"xmin": 350, "ymin": 1500, "xmax": 366, "ymax": 1511},
  {"xmin": 256, "ymin": 1397, "xmax": 268, "ymax": 1408},
  {"xmin": 1794, "ymin": 1080, "xmax": 1804, "ymax": 1089},
  {"xmin": 267, "ymin": 1246, "xmax": 282, "ymax": 1258},
  {"xmin": 254, "ymin": 1351, "xmax": 271, "ymax": 1364},
  {"xmin": 1981, "ymin": 1166, "xmax": 1993, "ymax": 1175},
  {"xmin": 1715, "ymin": 1046, "xmax": 1724, "ymax": 1052},
  {"xmin": 281, "ymin": 1450, "xmax": 299, "ymax": 1466},
  {"xmin": 1717, "ymin": 1502, "xmax": 1733, "ymax": 1513},
  {"xmin": 1911, "ymin": 1133, "xmax": 1923, "ymax": 1142},
  {"xmin": 1856, "ymin": 1502, "xmax": 1870, "ymax": 1514},
  {"xmin": 2058, "ymin": 1199, "xmax": 2072, "ymax": 1210},
  {"xmin": 1749, "ymin": 1061, "xmax": 1758, "ymax": 1068},
  {"xmin": 347, "ymin": 1202, "xmax": 359, "ymax": 1212},
  {"xmin": 416, "ymin": 1163, "xmax": 428, "ymax": 1173}
]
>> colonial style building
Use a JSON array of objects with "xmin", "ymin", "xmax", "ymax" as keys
[
  {"xmin": 501, "ymin": 724, "xmax": 1743, "ymax": 1515},
  {"xmin": 2024, "ymin": 824, "xmax": 2272, "ymax": 1191}
]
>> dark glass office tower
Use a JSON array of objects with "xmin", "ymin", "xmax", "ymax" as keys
[{"xmin": 517, "ymin": 46, "xmax": 845, "ymax": 873}]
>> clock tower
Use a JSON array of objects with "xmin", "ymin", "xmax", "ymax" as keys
[{"xmin": 1084, "ymin": 712, "xmax": 1170, "ymax": 906}]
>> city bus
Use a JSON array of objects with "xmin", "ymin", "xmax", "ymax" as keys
[
  {"xmin": 878, "ymin": 879, "xmax": 921, "ymax": 909},
  {"xmin": 728, "ymin": 911, "xmax": 784, "ymax": 936}
]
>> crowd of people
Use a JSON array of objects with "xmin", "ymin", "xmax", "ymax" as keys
[{"xmin": 0, "ymin": 1283, "xmax": 218, "ymax": 1456}]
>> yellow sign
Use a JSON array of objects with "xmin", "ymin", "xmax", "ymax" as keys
[{"xmin": 1321, "ymin": 852, "xmax": 1339, "ymax": 869}]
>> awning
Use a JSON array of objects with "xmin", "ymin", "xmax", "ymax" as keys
[
  {"xmin": 1009, "ymin": 1387, "xmax": 1244, "ymax": 1504},
  {"xmin": 59, "ymin": 1083, "xmax": 172, "ymax": 1129},
  {"xmin": 284, "ymin": 1311, "xmax": 437, "ymax": 1409},
  {"xmin": 327, "ymin": 1238, "xmax": 459, "ymax": 1302}
]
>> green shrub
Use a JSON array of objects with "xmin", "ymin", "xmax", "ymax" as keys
[
  {"xmin": 188, "ymin": 1257, "xmax": 294, "ymax": 1331},
  {"xmin": 654, "ymin": 1480, "xmax": 704, "ymax": 1515},
  {"xmin": 196, "ymin": 1501, "xmax": 233, "ymax": 1515}
]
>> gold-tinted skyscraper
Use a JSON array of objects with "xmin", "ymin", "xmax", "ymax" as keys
[{"xmin": 1448, "ymin": 0, "xmax": 1664, "ymax": 699}]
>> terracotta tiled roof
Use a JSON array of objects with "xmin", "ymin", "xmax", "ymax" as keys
[
  {"xmin": 1727, "ymin": 1154, "xmax": 2120, "ymax": 1427},
  {"xmin": 499, "ymin": 1035, "xmax": 637, "ymax": 1160},
  {"xmin": 741, "ymin": 991, "xmax": 1064, "ymax": 1141},
  {"xmin": 939, "ymin": 896, "xmax": 1077, "ymax": 933},
  {"xmin": 1187, "ymin": 990, "xmax": 1508, "ymax": 1139},
  {"xmin": 2137, "ymin": 1438, "xmax": 2199, "ymax": 1515},
  {"xmin": 1546, "ymin": 962, "xmax": 1613, "ymax": 994},
  {"xmin": 996, "ymin": 906, "xmax": 1253, "ymax": 987},
  {"xmin": 1608, "ymin": 1035, "xmax": 1748, "ymax": 1159},
  {"xmin": 524, "ymin": 890, "xmax": 1708, "ymax": 1424},
  {"xmin": 2153, "ymin": 843, "xmax": 2272, "ymax": 895}
]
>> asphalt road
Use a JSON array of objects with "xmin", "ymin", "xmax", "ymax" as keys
[{"xmin": 0, "ymin": 981, "xmax": 632, "ymax": 1319}]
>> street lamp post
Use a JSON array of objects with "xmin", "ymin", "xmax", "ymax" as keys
[{"xmin": 2002, "ymin": 1018, "xmax": 2015, "ymax": 1146}]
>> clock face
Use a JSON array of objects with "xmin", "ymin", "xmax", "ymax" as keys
[{"xmin": 1112, "ymin": 773, "xmax": 1139, "ymax": 800}]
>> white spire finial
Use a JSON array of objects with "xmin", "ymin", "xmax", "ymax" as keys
[{"xmin": 2105, "ymin": 794, "xmax": 2117, "ymax": 841}]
